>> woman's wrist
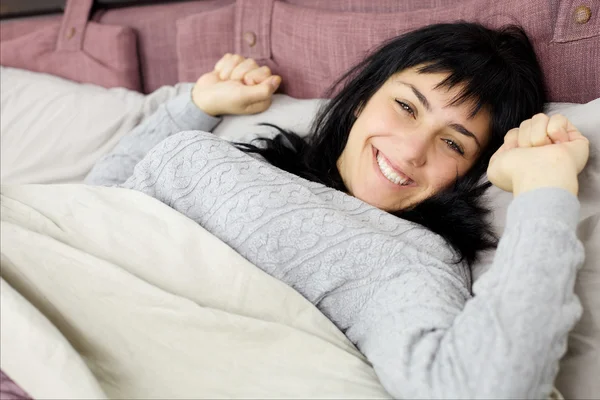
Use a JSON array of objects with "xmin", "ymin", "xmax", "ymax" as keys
[
  {"xmin": 191, "ymin": 89, "xmax": 220, "ymax": 117},
  {"xmin": 513, "ymin": 167, "xmax": 578, "ymax": 197}
]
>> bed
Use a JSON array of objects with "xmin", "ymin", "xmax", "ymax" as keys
[{"xmin": 1, "ymin": 0, "xmax": 599, "ymax": 398}]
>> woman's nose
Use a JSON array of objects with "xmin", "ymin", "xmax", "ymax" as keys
[{"xmin": 395, "ymin": 130, "xmax": 429, "ymax": 167}]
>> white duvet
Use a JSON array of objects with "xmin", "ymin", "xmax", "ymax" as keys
[{"xmin": 0, "ymin": 184, "xmax": 390, "ymax": 399}]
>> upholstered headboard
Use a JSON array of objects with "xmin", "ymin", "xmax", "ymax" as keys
[{"xmin": 1, "ymin": 0, "xmax": 599, "ymax": 102}]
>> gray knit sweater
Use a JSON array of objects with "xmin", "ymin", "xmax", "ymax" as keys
[{"xmin": 86, "ymin": 93, "xmax": 584, "ymax": 399}]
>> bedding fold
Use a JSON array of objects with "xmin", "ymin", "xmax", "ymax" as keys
[{"xmin": 0, "ymin": 184, "xmax": 390, "ymax": 399}]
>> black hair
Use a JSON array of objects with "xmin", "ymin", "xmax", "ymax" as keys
[{"xmin": 236, "ymin": 22, "xmax": 547, "ymax": 266}]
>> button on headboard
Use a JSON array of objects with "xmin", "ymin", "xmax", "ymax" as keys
[
  {"xmin": 233, "ymin": 0, "xmax": 273, "ymax": 61},
  {"xmin": 553, "ymin": 0, "xmax": 598, "ymax": 42},
  {"xmin": 56, "ymin": 0, "xmax": 93, "ymax": 51}
]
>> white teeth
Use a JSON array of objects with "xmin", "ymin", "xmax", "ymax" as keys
[{"xmin": 376, "ymin": 152, "xmax": 410, "ymax": 186}]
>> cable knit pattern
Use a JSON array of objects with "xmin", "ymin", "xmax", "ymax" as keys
[{"xmin": 86, "ymin": 94, "xmax": 584, "ymax": 399}]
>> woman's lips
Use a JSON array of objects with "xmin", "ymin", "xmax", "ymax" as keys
[{"xmin": 372, "ymin": 146, "xmax": 416, "ymax": 188}]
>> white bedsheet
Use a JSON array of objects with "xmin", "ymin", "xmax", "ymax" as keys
[{"xmin": 0, "ymin": 184, "xmax": 390, "ymax": 399}]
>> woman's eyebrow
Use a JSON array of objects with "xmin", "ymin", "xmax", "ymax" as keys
[
  {"xmin": 450, "ymin": 123, "xmax": 481, "ymax": 149},
  {"xmin": 396, "ymin": 81, "xmax": 431, "ymax": 111},
  {"xmin": 396, "ymin": 80, "xmax": 481, "ymax": 149}
]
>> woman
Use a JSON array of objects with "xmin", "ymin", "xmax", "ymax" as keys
[{"xmin": 86, "ymin": 23, "xmax": 589, "ymax": 398}]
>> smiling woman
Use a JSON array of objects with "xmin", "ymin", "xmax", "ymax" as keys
[
  {"xmin": 338, "ymin": 68, "xmax": 491, "ymax": 212},
  {"xmin": 84, "ymin": 21, "xmax": 590, "ymax": 398},
  {"xmin": 237, "ymin": 22, "xmax": 547, "ymax": 265}
]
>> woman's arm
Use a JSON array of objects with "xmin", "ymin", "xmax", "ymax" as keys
[
  {"xmin": 349, "ymin": 113, "xmax": 590, "ymax": 398},
  {"xmin": 347, "ymin": 187, "xmax": 582, "ymax": 398},
  {"xmin": 85, "ymin": 53, "xmax": 281, "ymax": 187},
  {"xmin": 84, "ymin": 93, "xmax": 221, "ymax": 186}
]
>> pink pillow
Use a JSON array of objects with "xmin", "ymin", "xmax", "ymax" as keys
[
  {"xmin": 0, "ymin": 370, "xmax": 31, "ymax": 400},
  {"xmin": 176, "ymin": 4, "xmax": 236, "ymax": 86},
  {"xmin": 176, "ymin": 0, "xmax": 599, "ymax": 103},
  {"xmin": 0, "ymin": 0, "xmax": 140, "ymax": 91}
]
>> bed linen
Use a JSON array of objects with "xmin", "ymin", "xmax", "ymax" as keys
[{"xmin": 0, "ymin": 184, "xmax": 390, "ymax": 399}]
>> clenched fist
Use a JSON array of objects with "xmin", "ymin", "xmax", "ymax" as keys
[
  {"xmin": 487, "ymin": 113, "xmax": 590, "ymax": 196},
  {"xmin": 192, "ymin": 53, "xmax": 282, "ymax": 116}
]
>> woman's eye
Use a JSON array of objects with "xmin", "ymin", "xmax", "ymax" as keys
[
  {"xmin": 444, "ymin": 139, "xmax": 465, "ymax": 155},
  {"xmin": 395, "ymin": 100, "xmax": 415, "ymax": 118}
]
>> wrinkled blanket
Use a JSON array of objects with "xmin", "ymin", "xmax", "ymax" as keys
[{"xmin": 0, "ymin": 184, "xmax": 390, "ymax": 399}]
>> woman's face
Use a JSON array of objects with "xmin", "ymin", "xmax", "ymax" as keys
[{"xmin": 337, "ymin": 67, "xmax": 492, "ymax": 212}]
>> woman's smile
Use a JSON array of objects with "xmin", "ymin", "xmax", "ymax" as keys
[{"xmin": 372, "ymin": 145, "xmax": 416, "ymax": 189}]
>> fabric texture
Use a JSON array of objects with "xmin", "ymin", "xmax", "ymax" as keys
[
  {"xmin": 1, "ymin": 0, "xmax": 598, "ymax": 101},
  {"xmin": 84, "ymin": 91, "xmax": 220, "ymax": 187},
  {"xmin": 0, "ymin": 0, "xmax": 140, "ymax": 90},
  {"xmin": 0, "ymin": 279, "xmax": 106, "ymax": 400},
  {"xmin": 0, "ymin": 184, "xmax": 390, "ymax": 399},
  {"xmin": 85, "ymin": 94, "xmax": 584, "ymax": 398},
  {"xmin": 95, "ymin": 0, "xmax": 469, "ymax": 93},
  {"xmin": 174, "ymin": 0, "xmax": 600, "ymax": 102},
  {"xmin": 0, "ymin": 371, "xmax": 32, "ymax": 400},
  {"xmin": 0, "ymin": 15, "xmax": 61, "ymax": 41},
  {"xmin": 92, "ymin": 0, "xmax": 230, "ymax": 93}
]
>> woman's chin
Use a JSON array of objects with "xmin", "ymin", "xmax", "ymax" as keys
[
  {"xmin": 354, "ymin": 190, "xmax": 399, "ymax": 212},
  {"xmin": 353, "ymin": 183, "xmax": 424, "ymax": 212}
]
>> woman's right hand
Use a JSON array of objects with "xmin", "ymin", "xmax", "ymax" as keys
[
  {"xmin": 487, "ymin": 113, "xmax": 590, "ymax": 196},
  {"xmin": 192, "ymin": 54, "xmax": 282, "ymax": 117}
]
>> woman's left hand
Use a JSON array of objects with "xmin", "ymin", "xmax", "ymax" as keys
[{"xmin": 487, "ymin": 113, "xmax": 590, "ymax": 196}]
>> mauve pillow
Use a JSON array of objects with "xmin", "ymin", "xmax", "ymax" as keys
[
  {"xmin": 176, "ymin": 4, "xmax": 236, "ymax": 88},
  {"xmin": 176, "ymin": 0, "xmax": 599, "ymax": 103},
  {"xmin": 0, "ymin": 20, "xmax": 140, "ymax": 91}
]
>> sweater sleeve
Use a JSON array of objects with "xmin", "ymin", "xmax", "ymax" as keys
[
  {"xmin": 84, "ymin": 92, "xmax": 221, "ymax": 186},
  {"xmin": 346, "ymin": 187, "xmax": 583, "ymax": 399}
]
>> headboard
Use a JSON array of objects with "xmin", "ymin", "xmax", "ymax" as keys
[{"xmin": 1, "ymin": 0, "xmax": 598, "ymax": 101}]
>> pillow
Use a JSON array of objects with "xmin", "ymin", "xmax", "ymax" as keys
[
  {"xmin": 0, "ymin": 67, "xmax": 188, "ymax": 185},
  {"xmin": 212, "ymin": 94, "xmax": 325, "ymax": 142},
  {"xmin": 0, "ymin": 0, "xmax": 141, "ymax": 92},
  {"xmin": 1, "ymin": 67, "xmax": 597, "ymax": 398},
  {"xmin": 0, "ymin": 22, "xmax": 140, "ymax": 91},
  {"xmin": 0, "ymin": 67, "xmax": 323, "ymax": 185}
]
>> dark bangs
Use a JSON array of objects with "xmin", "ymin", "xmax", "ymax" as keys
[{"xmin": 411, "ymin": 24, "xmax": 546, "ymax": 176}]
